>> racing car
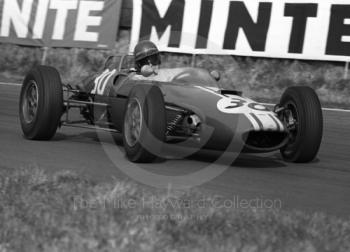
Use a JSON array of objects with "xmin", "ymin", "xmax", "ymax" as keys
[{"xmin": 19, "ymin": 54, "xmax": 323, "ymax": 163}]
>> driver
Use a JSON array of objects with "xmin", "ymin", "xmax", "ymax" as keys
[
  {"xmin": 133, "ymin": 40, "xmax": 161, "ymax": 75},
  {"xmin": 130, "ymin": 40, "xmax": 184, "ymax": 81},
  {"xmin": 74, "ymin": 40, "xmax": 162, "ymax": 94},
  {"xmin": 73, "ymin": 40, "xmax": 182, "ymax": 96}
]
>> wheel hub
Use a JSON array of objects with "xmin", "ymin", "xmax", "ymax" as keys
[
  {"xmin": 124, "ymin": 98, "xmax": 143, "ymax": 147},
  {"xmin": 22, "ymin": 80, "xmax": 39, "ymax": 124},
  {"xmin": 282, "ymin": 101, "xmax": 300, "ymax": 150}
]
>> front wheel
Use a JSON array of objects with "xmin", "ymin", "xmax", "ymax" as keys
[
  {"xmin": 278, "ymin": 86, "xmax": 323, "ymax": 163},
  {"xmin": 19, "ymin": 65, "xmax": 63, "ymax": 140},
  {"xmin": 122, "ymin": 85, "xmax": 166, "ymax": 163}
]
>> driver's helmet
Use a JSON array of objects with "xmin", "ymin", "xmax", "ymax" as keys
[{"xmin": 134, "ymin": 40, "xmax": 161, "ymax": 72}]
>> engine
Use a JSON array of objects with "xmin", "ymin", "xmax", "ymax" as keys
[{"xmin": 165, "ymin": 105, "xmax": 201, "ymax": 140}]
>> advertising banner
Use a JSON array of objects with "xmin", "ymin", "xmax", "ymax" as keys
[
  {"xmin": 0, "ymin": 0, "xmax": 122, "ymax": 49},
  {"xmin": 131, "ymin": 0, "xmax": 350, "ymax": 62}
]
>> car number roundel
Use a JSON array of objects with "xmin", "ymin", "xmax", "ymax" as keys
[
  {"xmin": 216, "ymin": 95, "xmax": 269, "ymax": 114},
  {"xmin": 217, "ymin": 97, "xmax": 246, "ymax": 113}
]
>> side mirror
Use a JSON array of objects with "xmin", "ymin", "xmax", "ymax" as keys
[
  {"xmin": 141, "ymin": 65, "xmax": 155, "ymax": 77},
  {"xmin": 210, "ymin": 70, "xmax": 221, "ymax": 81}
]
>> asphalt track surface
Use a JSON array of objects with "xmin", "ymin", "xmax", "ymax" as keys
[{"xmin": 1, "ymin": 83, "xmax": 350, "ymax": 217}]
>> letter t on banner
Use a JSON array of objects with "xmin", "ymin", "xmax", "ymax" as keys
[{"xmin": 50, "ymin": 0, "xmax": 78, "ymax": 40}]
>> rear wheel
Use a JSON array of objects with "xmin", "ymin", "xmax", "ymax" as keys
[
  {"xmin": 19, "ymin": 65, "xmax": 63, "ymax": 140},
  {"xmin": 123, "ymin": 85, "xmax": 166, "ymax": 163},
  {"xmin": 278, "ymin": 86, "xmax": 323, "ymax": 163}
]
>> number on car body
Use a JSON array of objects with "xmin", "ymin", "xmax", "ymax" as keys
[{"xmin": 91, "ymin": 69, "xmax": 116, "ymax": 95}]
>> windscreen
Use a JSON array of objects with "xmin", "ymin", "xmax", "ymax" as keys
[{"xmin": 171, "ymin": 68, "xmax": 219, "ymax": 88}]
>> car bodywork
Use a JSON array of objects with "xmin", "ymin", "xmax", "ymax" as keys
[{"xmin": 62, "ymin": 56, "xmax": 289, "ymax": 154}]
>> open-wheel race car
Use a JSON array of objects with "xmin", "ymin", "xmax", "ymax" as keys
[{"xmin": 19, "ymin": 54, "xmax": 323, "ymax": 163}]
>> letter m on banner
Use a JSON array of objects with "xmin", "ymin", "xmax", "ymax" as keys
[{"xmin": 131, "ymin": 0, "xmax": 185, "ymax": 51}]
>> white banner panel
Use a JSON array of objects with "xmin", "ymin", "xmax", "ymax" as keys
[
  {"xmin": 0, "ymin": 0, "xmax": 122, "ymax": 49},
  {"xmin": 130, "ymin": 0, "xmax": 350, "ymax": 62}
]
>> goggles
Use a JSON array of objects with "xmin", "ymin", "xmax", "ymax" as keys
[{"xmin": 138, "ymin": 54, "xmax": 161, "ymax": 66}]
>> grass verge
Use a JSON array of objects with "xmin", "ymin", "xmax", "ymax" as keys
[
  {"xmin": 1, "ymin": 30, "xmax": 350, "ymax": 108},
  {"xmin": 0, "ymin": 166, "xmax": 349, "ymax": 252}
]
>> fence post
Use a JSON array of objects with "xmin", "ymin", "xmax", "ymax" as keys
[
  {"xmin": 191, "ymin": 54, "xmax": 197, "ymax": 67},
  {"xmin": 41, "ymin": 47, "xmax": 49, "ymax": 65},
  {"xmin": 344, "ymin": 61, "xmax": 349, "ymax": 79},
  {"xmin": 73, "ymin": 48, "xmax": 80, "ymax": 66}
]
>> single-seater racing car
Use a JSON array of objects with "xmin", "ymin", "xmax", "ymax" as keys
[{"xmin": 19, "ymin": 54, "xmax": 323, "ymax": 163}]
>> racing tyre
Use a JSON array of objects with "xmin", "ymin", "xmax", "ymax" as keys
[
  {"xmin": 19, "ymin": 65, "xmax": 63, "ymax": 140},
  {"xmin": 279, "ymin": 86, "xmax": 323, "ymax": 163},
  {"xmin": 123, "ymin": 85, "xmax": 166, "ymax": 163}
]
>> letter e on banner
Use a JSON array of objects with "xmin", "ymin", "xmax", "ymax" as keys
[
  {"xmin": 74, "ymin": 1, "xmax": 104, "ymax": 42},
  {"xmin": 326, "ymin": 4, "xmax": 350, "ymax": 56}
]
